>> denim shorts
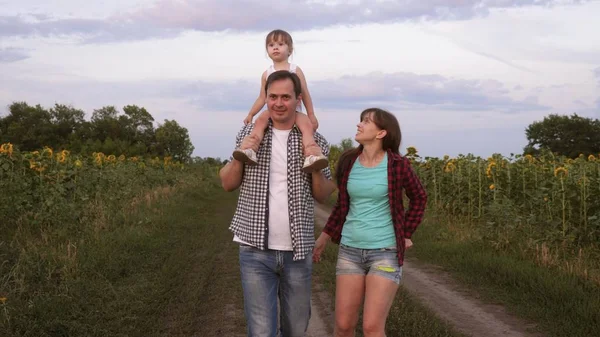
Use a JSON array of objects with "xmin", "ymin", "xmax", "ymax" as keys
[{"xmin": 336, "ymin": 243, "xmax": 402, "ymax": 284}]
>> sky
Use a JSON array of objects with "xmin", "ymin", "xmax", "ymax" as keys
[{"xmin": 1, "ymin": 0, "xmax": 599, "ymax": 160}]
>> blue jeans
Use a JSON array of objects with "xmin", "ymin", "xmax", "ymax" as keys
[{"xmin": 239, "ymin": 244, "xmax": 312, "ymax": 337}]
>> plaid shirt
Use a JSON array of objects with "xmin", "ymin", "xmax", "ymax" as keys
[
  {"xmin": 323, "ymin": 149, "xmax": 427, "ymax": 266},
  {"xmin": 229, "ymin": 120, "xmax": 332, "ymax": 261}
]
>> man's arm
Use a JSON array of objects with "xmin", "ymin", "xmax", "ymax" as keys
[
  {"xmin": 311, "ymin": 170, "xmax": 336, "ymax": 203},
  {"xmin": 219, "ymin": 159, "xmax": 244, "ymax": 192},
  {"xmin": 219, "ymin": 125, "xmax": 255, "ymax": 192},
  {"xmin": 311, "ymin": 133, "xmax": 336, "ymax": 202}
]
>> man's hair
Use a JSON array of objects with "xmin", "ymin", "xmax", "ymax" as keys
[{"xmin": 264, "ymin": 70, "xmax": 302, "ymax": 98}]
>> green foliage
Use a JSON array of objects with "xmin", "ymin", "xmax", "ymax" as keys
[
  {"xmin": 0, "ymin": 158, "xmax": 226, "ymax": 336},
  {"xmin": 414, "ymin": 152, "xmax": 600, "ymax": 247},
  {"xmin": 155, "ymin": 120, "xmax": 195, "ymax": 162},
  {"xmin": 0, "ymin": 101, "xmax": 195, "ymax": 162},
  {"xmin": 524, "ymin": 113, "xmax": 600, "ymax": 158},
  {"xmin": 328, "ymin": 137, "xmax": 355, "ymax": 176},
  {"xmin": 412, "ymin": 219, "xmax": 600, "ymax": 337}
]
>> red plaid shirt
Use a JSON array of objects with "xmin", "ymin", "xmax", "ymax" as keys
[{"xmin": 322, "ymin": 149, "xmax": 427, "ymax": 266}]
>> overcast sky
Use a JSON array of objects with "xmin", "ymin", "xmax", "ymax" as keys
[{"xmin": 1, "ymin": 0, "xmax": 599, "ymax": 159}]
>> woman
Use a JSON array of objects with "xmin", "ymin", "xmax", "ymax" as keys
[{"xmin": 313, "ymin": 108, "xmax": 427, "ymax": 337}]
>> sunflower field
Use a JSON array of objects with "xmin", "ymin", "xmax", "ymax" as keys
[
  {"xmin": 0, "ymin": 142, "xmax": 186, "ymax": 232},
  {"xmin": 402, "ymin": 146, "xmax": 600, "ymax": 280},
  {"xmin": 0, "ymin": 143, "xmax": 190, "ymax": 297}
]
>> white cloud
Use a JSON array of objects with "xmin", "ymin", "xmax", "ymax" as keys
[
  {"xmin": 1, "ymin": 0, "xmax": 598, "ymax": 157},
  {"xmin": 0, "ymin": 71, "xmax": 554, "ymax": 159},
  {"xmin": 0, "ymin": 0, "xmax": 592, "ymax": 42},
  {"xmin": 0, "ymin": 47, "xmax": 30, "ymax": 62}
]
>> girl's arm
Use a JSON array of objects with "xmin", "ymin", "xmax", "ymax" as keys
[
  {"xmin": 401, "ymin": 157, "xmax": 428, "ymax": 239},
  {"xmin": 295, "ymin": 67, "xmax": 315, "ymax": 118},
  {"xmin": 247, "ymin": 71, "xmax": 267, "ymax": 119}
]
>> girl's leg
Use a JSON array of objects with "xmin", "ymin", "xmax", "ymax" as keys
[
  {"xmin": 334, "ymin": 244, "xmax": 367, "ymax": 337},
  {"xmin": 334, "ymin": 275, "xmax": 365, "ymax": 337},
  {"xmin": 361, "ymin": 273, "xmax": 400, "ymax": 336},
  {"xmin": 295, "ymin": 112, "xmax": 329, "ymax": 173},
  {"xmin": 232, "ymin": 111, "xmax": 270, "ymax": 165}
]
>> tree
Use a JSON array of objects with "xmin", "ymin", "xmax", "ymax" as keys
[
  {"xmin": 524, "ymin": 113, "xmax": 600, "ymax": 158},
  {"xmin": 49, "ymin": 104, "xmax": 86, "ymax": 148},
  {"xmin": 122, "ymin": 105, "xmax": 155, "ymax": 145},
  {"xmin": 155, "ymin": 120, "xmax": 195, "ymax": 162},
  {"xmin": 0, "ymin": 102, "xmax": 54, "ymax": 151},
  {"xmin": 328, "ymin": 138, "xmax": 355, "ymax": 176},
  {"xmin": 339, "ymin": 138, "xmax": 355, "ymax": 151},
  {"xmin": 0, "ymin": 101, "xmax": 196, "ymax": 159},
  {"xmin": 90, "ymin": 106, "xmax": 122, "ymax": 142}
]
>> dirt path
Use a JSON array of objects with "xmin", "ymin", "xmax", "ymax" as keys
[
  {"xmin": 313, "ymin": 203, "xmax": 543, "ymax": 337},
  {"xmin": 306, "ymin": 279, "xmax": 335, "ymax": 336}
]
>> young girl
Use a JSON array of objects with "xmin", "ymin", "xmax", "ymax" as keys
[{"xmin": 232, "ymin": 29, "xmax": 329, "ymax": 173}]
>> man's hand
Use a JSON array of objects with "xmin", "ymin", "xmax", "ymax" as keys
[{"xmin": 405, "ymin": 238, "xmax": 413, "ymax": 249}]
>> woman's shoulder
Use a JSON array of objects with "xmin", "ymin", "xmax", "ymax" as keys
[{"xmin": 388, "ymin": 151, "xmax": 405, "ymax": 161}]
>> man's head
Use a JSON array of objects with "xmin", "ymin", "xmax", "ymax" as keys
[{"xmin": 264, "ymin": 70, "xmax": 302, "ymax": 129}]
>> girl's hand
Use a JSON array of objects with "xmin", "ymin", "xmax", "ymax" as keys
[
  {"xmin": 243, "ymin": 115, "xmax": 253, "ymax": 125},
  {"xmin": 313, "ymin": 234, "xmax": 329, "ymax": 262}
]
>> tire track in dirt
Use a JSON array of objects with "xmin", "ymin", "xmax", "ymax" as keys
[{"xmin": 313, "ymin": 203, "xmax": 543, "ymax": 337}]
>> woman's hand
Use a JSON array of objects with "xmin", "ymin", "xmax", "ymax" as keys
[
  {"xmin": 313, "ymin": 233, "xmax": 330, "ymax": 262},
  {"xmin": 405, "ymin": 238, "xmax": 413, "ymax": 249}
]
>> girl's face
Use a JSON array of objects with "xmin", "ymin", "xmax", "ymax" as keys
[
  {"xmin": 355, "ymin": 112, "xmax": 386, "ymax": 144},
  {"xmin": 266, "ymin": 38, "xmax": 291, "ymax": 62}
]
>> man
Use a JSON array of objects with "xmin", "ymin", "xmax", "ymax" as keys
[{"xmin": 219, "ymin": 70, "xmax": 336, "ymax": 337}]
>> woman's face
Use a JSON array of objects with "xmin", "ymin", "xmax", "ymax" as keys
[{"xmin": 355, "ymin": 112, "xmax": 386, "ymax": 144}]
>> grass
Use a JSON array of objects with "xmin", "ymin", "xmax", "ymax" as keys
[
  {"xmin": 312, "ymin": 236, "xmax": 467, "ymax": 337},
  {"xmin": 1, "ymin": 168, "xmax": 247, "ymax": 337},
  {"xmin": 411, "ymin": 212, "xmax": 600, "ymax": 337}
]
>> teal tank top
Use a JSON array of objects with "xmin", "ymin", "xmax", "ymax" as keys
[{"xmin": 341, "ymin": 153, "xmax": 396, "ymax": 249}]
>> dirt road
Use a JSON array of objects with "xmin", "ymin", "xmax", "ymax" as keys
[{"xmin": 312, "ymin": 203, "xmax": 543, "ymax": 337}]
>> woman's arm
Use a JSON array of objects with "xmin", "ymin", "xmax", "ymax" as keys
[{"xmin": 401, "ymin": 158, "xmax": 428, "ymax": 239}]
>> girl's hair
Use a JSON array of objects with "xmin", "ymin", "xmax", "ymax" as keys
[
  {"xmin": 335, "ymin": 108, "xmax": 402, "ymax": 186},
  {"xmin": 265, "ymin": 29, "xmax": 294, "ymax": 55}
]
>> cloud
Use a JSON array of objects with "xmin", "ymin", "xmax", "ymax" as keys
[
  {"xmin": 125, "ymin": 0, "xmax": 589, "ymax": 32},
  {"xmin": 0, "ymin": 71, "xmax": 557, "ymax": 158},
  {"xmin": 0, "ymin": 47, "xmax": 30, "ymax": 62},
  {"xmin": 0, "ymin": 0, "xmax": 590, "ymax": 42},
  {"xmin": 178, "ymin": 71, "xmax": 548, "ymax": 113},
  {"xmin": 595, "ymin": 67, "xmax": 600, "ymax": 85},
  {"xmin": 0, "ymin": 14, "xmax": 181, "ymax": 43}
]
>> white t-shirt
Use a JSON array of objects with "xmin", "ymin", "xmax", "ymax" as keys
[{"xmin": 233, "ymin": 127, "xmax": 293, "ymax": 251}]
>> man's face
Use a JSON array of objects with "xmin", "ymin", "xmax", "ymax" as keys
[{"xmin": 266, "ymin": 78, "xmax": 300, "ymax": 126}]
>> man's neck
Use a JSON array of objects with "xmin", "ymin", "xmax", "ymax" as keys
[
  {"xmin": 270, "ymin": 116, "xmax": 295, "ymax": 131},
  {"xmin": 272, "ymin": 121, "xmax": 294, "ymax": 131}
]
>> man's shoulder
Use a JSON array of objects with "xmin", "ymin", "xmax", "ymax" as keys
[
  {"xmin": 313, "ymin": 131, "xmax": 329, "ymax": 145},
  {"xmin": 236, "ymin": 124, "xmax": 255, "ymax": 138}
]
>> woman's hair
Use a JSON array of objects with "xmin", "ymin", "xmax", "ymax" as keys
[
  {"xmin": 335, "ymin": 108, "xmax": 402, "ymax": 186},
  {"xmin": 265, "ymin": 29, "xmax": 294, "ymax": 55}
]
